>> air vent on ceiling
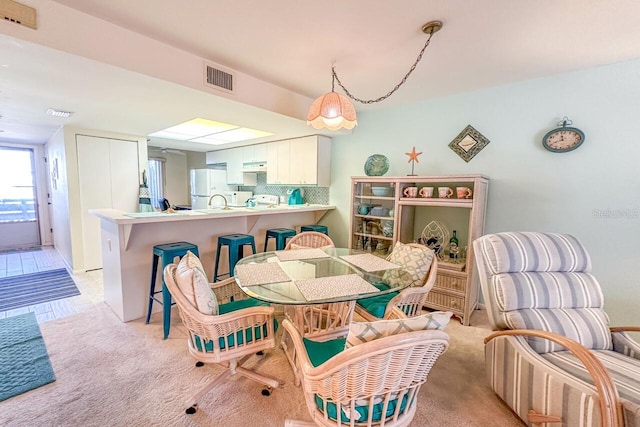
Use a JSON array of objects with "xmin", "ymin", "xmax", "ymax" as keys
[
  {"xmin": 203, "ymin": 61, "xmax": 235, "ymax": 94},
  {"xmin": 0, "ymin": 0, "xmax": 37, "ymax": 30}
]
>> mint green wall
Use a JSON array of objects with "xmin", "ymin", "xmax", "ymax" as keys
[{"xmin": 327, "ymin": 58, "xmax": 640, "ymax": 326}]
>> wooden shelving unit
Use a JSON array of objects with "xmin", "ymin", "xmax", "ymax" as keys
[{"xmin": 349, "ymin": 175, "xmax": 489, "ymax": 325}]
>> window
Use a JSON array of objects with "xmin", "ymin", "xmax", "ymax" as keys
[
  {"xmin": 0, "ymin": 147, "xmax": 36, "ymax": 223},
  {"xmin": 147, "ymin": 158, "xmax": 165, "ymax": 209}
]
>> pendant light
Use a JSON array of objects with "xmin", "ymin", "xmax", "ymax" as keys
[{"xmin": 306, "ymin": 20, "xmax": 443, "ymax": 131}]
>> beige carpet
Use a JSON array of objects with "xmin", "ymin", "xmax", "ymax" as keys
[{"xmin": 0, "ymin": 305, "xmax": 524, "ymax": 426}]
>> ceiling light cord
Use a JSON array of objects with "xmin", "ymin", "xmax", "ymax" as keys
[{"xmin": 331, "ymin": 27, "xmax": 437, "ymax": 104}]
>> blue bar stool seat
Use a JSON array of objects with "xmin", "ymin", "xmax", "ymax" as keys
[
  {"xmin": 264, "ymin": 228, "xmax": 296, "ymax": 251},
  {"xmin": 146, "ymin": 241, "xmax": 199, "ymax": 339},
  {"xmin": 213, "ymin": 234, "xmax": 256, "ymax": 282},
  {"xmin": 300, "ymin": 224, "xmax": 328, "ymax": 235}
]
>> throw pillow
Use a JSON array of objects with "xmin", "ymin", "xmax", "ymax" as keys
[
  {"xmin": 506, "ymin": 307, "xmax": 612, "ymax": 353},
  {"xmin": 346, "ymin": 311, "xmax": 452, "ymax": 348},
  {"xmin": 175, "ymin": 251, "xmax": 218, "ymax": 315},
  {"xmin": 382, "ymin": 242, "xmax": 434, "ymax": 287}
]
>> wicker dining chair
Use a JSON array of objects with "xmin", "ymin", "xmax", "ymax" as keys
[
  {"xmin": 164, "ymin": 260, "xmax": 279, "ymax": 414},
  {"xmin": 284, "ymin": 231, "xmax": 335, "ymax": 250},
  {"xmin": 282, "ymin": 317, "xmax": 450, "ymax": 427},
  {"xmin": 281, "ymin": 230, "xmax": 346, "ymax": 386},
  {"xmin": 355, "ymin": 243, "xmax": 438, "ymax": 321}
]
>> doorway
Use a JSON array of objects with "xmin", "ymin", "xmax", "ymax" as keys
[{"xmin": 0, "ymin": 146, "xmax": 41, "ymax": 251}]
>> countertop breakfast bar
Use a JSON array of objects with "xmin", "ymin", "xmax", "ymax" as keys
[{"xmin": 90, "ymin": 204, "xmax": 335, "ymax": 322}]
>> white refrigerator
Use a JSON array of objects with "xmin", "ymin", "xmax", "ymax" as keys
[{"xmin": 190, "ymin": 169, "xmax": 233, "ymax": 209}]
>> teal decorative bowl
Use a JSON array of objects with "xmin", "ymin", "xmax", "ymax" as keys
[{"xmin": 364, "ymin": 154, "xmax": 389, "ymax": 176}]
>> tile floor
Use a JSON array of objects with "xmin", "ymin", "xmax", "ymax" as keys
[{"xmin": 0, "ymin": 247, "xmax": 105, "ymax": 323}]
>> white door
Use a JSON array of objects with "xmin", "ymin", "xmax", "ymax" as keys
[
  {"xmin": 0, "ymin": 146, "xmax": 40, "ymax": 250},
  {"xmin": 77, "ymin": 135, "xmax": 139, "ymax": 270}
]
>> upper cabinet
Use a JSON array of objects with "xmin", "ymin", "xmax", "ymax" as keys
[
  {"xmin": 224, "ymin": 148, "xmax": 244, "ymax": 185},
  {"xmin": 206, "ymin": 135, "xmax": 331, "ymax": 187},
  {"xmin": 266, "ymin": 135, "xmax": 331, "ymax": 186},
  {"xmin": 205, "ymin": 148, "xmax": 256, "ymax": 185},
  {"xmin": 242, "ymin": 144, "xmax": 267, "ymax": 164},
  {"xmin": 205, "ymin": 150, "xmax": 227, "ymax": 165},
  {"xmin": 266, "ymin": 140, "xmax": 290, "ymax": 185}
]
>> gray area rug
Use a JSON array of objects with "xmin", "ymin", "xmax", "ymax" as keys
[
  {"xmin": 0, "ymin": 312, "xmax": 55, "ymax": 402},
  {"xmin": 0, "ymin": 269, "xmax": 80, "ymax": 311},
  {"xmin": 0, "ymin": 305, "xmax": 524, "ymax": 426}
]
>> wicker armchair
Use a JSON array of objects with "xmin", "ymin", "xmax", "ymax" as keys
[
  {"xmin": 474, "ymin": 232, "xmax": 640, "ymax": 426},
  {"xmin": 164, "ymin": 264, "xmax": 279, "ymax": 414},
  {"xmin": 285, "ymin": 231, "xmax": 335, "ymax": 250},
  {"xmin": 355, "ymin": 243, "xmax": 437, "ymax": 321},
  {"xmin": 282, "ymin": 318, "xmax": 450, "ymax": 427}
]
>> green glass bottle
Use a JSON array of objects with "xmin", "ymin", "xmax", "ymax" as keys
[{"xmin": 449, "ymin": 230, "xmax": 459, "ymax": 259}]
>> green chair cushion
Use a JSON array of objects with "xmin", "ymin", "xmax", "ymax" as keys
[
  {"xmin": 314, "ymin": 393, "xmax": 409, "ymax": 423},
  {"xmin": 194, "ymin": 298, "xmax": 278, "ymax": 351},
  {"xmin": 357, "ymin": 282, "xmax": 399, "ymax": 318},
  {"xmin": 302, "ymin": 336, "xmax": 346, "ymax": 367}
]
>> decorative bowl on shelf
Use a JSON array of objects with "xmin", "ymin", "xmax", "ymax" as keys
[
  {"xmin": 370, "ymin": 206, "xmax": 389, "ymax": 217},
  {"xmin": 371, "ymin": 186, "xmax": 392, "ymax": 197},
  {"xmin": 364, "ymin": 154, "xmax": 390, "ymax": 176}
]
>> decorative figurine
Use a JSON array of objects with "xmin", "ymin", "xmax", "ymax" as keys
[{"xmin": 405, "ymin": 146, "xmax": 423, "ymax": 176}]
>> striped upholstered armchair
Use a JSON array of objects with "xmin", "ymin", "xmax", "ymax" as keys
[{"xmin": 474, "ymin": 232, "xmax": 640, "ymax": 427}]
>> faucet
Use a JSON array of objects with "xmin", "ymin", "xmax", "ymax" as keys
[{"xmin": 208, "ymin": 193, "xmax": 230, "ymax": 209}]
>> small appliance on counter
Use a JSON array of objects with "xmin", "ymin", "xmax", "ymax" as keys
[
  {"xmin": 222, "ymin": 191, "xmax": 253, "ymax": 207},
  {"xmin": 287, "ymin": 188, "xmax": 304, "ymax": 205},
  {"xmin": 252, "ymin": 194, "xmax": 280, "ymax": 207}
]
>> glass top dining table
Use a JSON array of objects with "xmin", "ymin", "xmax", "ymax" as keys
[{"xmin": 233, "ymin": 247, "xmax": 417, "ymax": 305}]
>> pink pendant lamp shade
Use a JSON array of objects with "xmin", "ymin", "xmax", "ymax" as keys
[
  {"xmin": 306, "ymin": 21, "xmax": 442, "ymax": 132},
  {"xmin": 306, "ymin": 91, "xmax": 357, "ymax": 131}
]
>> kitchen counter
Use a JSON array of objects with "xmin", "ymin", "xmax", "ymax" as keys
[{"xmin": 90, "ymin": 204, "xmax": 335, "ymax": 322}]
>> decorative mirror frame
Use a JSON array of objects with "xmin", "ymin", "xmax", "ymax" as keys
[{"xmin": 448, "ymin": 124, "xmax": 490, "ymax": 163}]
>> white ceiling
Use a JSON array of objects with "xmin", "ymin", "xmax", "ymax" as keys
[{"xmin": 2, "ymin": 0, "xmax": 640, "ymax": 151}]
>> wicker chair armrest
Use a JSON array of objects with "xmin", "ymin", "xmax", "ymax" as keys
[
  {"xmin": 210, "ymin": 278, "xmax": 248, "ymax": 304},
  {"xmin": 385, "ymin": 306, "xmax": 409, "ymax": 320},
  {"xmin": 485, "ymin": 329, "xmax": 623, "ymax": 427},
  {"xmin": 183, "ymin": 304, "xmax": 275, "ymax": 328}
]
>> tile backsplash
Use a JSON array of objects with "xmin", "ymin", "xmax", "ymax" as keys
[{"xmin": 239, "ymin": 173, "xmax": 329, "ymax": 204}]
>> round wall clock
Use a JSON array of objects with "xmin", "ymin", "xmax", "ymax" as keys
[{"xmin": 542, "ymin": 117, "xmax": 585, "ymax": 153}]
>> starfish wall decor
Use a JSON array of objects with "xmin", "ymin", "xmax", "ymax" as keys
[{"xmin": 405, "ymin": 146, "xmax": 423, "ymax": 176}]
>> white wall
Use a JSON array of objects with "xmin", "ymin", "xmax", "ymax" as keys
[
  {"xmin": 47, "ymin": 128, "xmax": 73, "ymax": 268},
  {"xmin": 327, "ymin": 58, "xmax": 640, "ymax": 326},
  {"xmin": 48, "ymin": 126, "xmax": 148, "ymax": 272}
]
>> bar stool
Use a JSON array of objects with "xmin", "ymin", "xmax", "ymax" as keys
[
  {"xmin": 264, "ymin": 228, "xmax": 296, "ymax": 251},
  {"xmin": 146, "ymin": 241, "xmax": 199, "ymax": 339},
  {"xmin": 213, "ymin": 234, "xmax": 256, "ymax": 282},
  {"xmin": 300, "ymin": 224, "xmax": 328, "ymax": 235}
]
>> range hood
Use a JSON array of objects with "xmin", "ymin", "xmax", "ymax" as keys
[{"xmin": 242, "ymin": 161, "xmax": 267, "ymax": 173}]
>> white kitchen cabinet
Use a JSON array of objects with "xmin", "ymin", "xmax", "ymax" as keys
[
  {"xmin": 77, "ymin": 135, "xmax": 139, "ymax": 270},
  {"xmin": 266, "ymin": 140, "xmax": 290, "ymax": 184},
  {"xmin": 205, "ymin": 150, "xmax": 227, "ymax": 165},
  {"xmin": 206, "ymin": 148, "xmax": 256, "ymax": 185},
  {"xmin": 242, "ymin": 144, "xmax": 267, "ymax": 164},
  {"xmin": 225, "ymin": 147, "xmax": 244, "ymax": 185},
  {"xmin": 266, "ymin": 136, "xmax": 331, "ymax": 186}
]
